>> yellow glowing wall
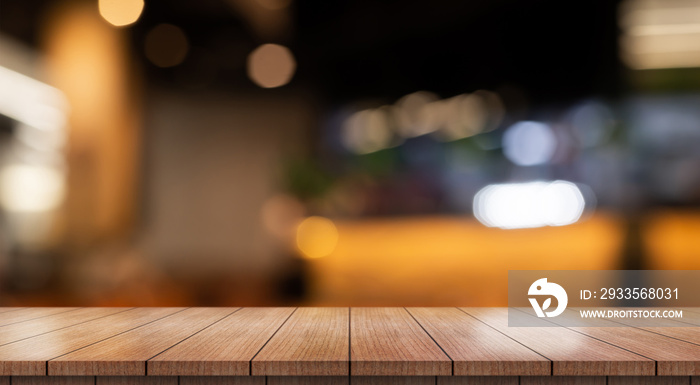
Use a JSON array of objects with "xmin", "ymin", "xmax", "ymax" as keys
[
  {"xmin": 305, "ymin": 213, "xmax": 624, "ymax": 306},
  {"xmin": 42, "ymin": 0, "xmax": 141, "ymax": 246}
]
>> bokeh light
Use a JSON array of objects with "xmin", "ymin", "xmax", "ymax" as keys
[
  {"xmin": 0, "ymin": 165, "xmax": 66, "ymax": 213},
  {"xmin": 296, "ymin": 216, "xmax": 339, "ymax": 259},
  {"xmin": 395, "ymin": 91, "xmax": 440, "ymax": 137},
  {"xmin": 247, "ymin": 44, "xmax": 296, "ymax": 88},
  {"xmin": 473, "ymin": 181, "xmax": 587, "ymax": 229},
  {"xmin": 340, "ymin": 90, "xmax": 505, "ymax": 150},
  {"xmin": 144, "ymin": 24, "xmax": 189, "ymax": 68},
  {"xmin": 98, "ymin": 0, "xmax": 144, "ymax": 27},
  {"xmin": 0, "ymin": 66, "xmax": 68, "ymax": 132},
  {"xmin": 620, "ymin": 0, "xmax": 700, "ymax": 69},
  {"xmin": 474, "ymin": 90, "xmax": 505, "ymax": 132},
  {"xmin": 341, "ymin": 107, "xmax": 395, "ymax": 154},
  {"xmin": 502, "ymin": 121, "xmax": 557, "ymax": 166},
  {"xmin": 438, "ymin": 93, "xmax": 487, "ymax": 141}
]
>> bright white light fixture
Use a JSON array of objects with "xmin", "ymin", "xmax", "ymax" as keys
[
  {"xmin": 620, "ymin": 0, "xmax": 700, "ymax": 69},
  {"xmin": 0, "ymin": 66, "xmax": 68, "ymax": 132},
  {"xmin": 473, "ymin": 180, "xmax": 586, "ymax": 229},
  {"xmin": 502, "ymin": 121, "xmax": 556, "ymax": 166},
  {"xmin": 0, "ymin": 164, "xmax": 66, "ymax": 213}
]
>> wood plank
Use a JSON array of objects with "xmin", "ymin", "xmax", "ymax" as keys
[
  {"xmin": 438, "ymin": 376, "xmax": 518, "ymax": 385},
  {"xmin": 12, "ymin": 377, "xmax": 94, "ymax": 385},
  {"xmin": 462, "ymin": 308, "xmax": 653, "ymax": 376},
  {"xmin": 637, "ymin": 327, "xmax": 700, "ymax": 353},
  {"xmin": 536, "ymin": 308, "xmax": 700, "ymax": 376},
  {"xmin": 252, "ymin": 308, "xmax": 348, "ymax": 376},
  {"xmin": 0, "ymin": 308, "xmax": 79, "ymax": 327},
  {"xmin": 148, "ymin": 307, "xmax": 296, "ymax": 376},
  {"xmin": 351, "ymin": 377, "xmax": 435, "ymax": 385},
  {"xmin": 407, "ymin": 307, "xmax": 550, "ymax": 376},
  {"xmin": 96, "ymin": 377, "xmax": 176, "ymax": 385},
  {"xmin": 181, "ymin": 377, "xmax": 265, "ymax": 385},
  {"xmin": 520, "ymin": 378, "xmax": 605, "ymax": 385},
  {"xmin": 267, "ymin": 377, "xmax": 347, "ymax": 385},
  {"xmin": 0, "ymin": 308, "xmax": 182, "ymax": 376},
  {"xmin": 693, "ymin": 377, "xmax": 700, "ymax": 385},
  {"xmin": 0, "ymin": 308, "xmax": 130, "ymax": 346},
  {"xmin": 0, "ymin": 308, "xmax": 23, "ymax": 314},
  {"xmin": 567, "ymin": 327, "xmax": 700, "ymax": 375},
  {"xmin": 0, "ymin": 377, "xmax": 7, "ymax": 385},
  {"xmin": 679, "ymin": 308, "xmax": 700, "ymax": 316},
  {"xmin": 350, "ymin": 307, "xmax": 451, "ymax": 376},
  {"xmin": 49, "ymin": 308, "xmax": 236, "ymax": 376},
  {"xmin": 607, "ymin": 377, "xmax": 689, "ymax": 385}
]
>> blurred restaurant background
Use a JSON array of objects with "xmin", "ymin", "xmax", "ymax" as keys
[{"xmin": 1, "ymin": 0, "xmax": 700, "ymax": 306}]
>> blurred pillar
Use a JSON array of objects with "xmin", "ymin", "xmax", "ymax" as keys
[{"xmin": 41, "ymin": 0, "xmax": 141, "ymax": 248}]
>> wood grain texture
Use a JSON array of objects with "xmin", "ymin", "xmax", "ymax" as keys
[
  {"xmin": 12, "ymin": 377, "xmax": 94, "ymax": 385},
  {"xmin": 351, "ymin": 377, "xmax": 435, "ymax": 385},
  {"xmin": 0, "ymin": 308, "xmax": 182, "ymax": 376},
  {"xmin": 438, "ymin": 376, "xmax": 518, "ymax": 385},
  {"xmin": 0, "ymin": 308, "xmax": 23, "ymax": 314},
  {"xmin": 351, "ymin": 308, "xmax": 451, "ymax": 376},
  {"xmin": 608, "ymin": 377, "xmax": 689, "ymax": 385},
  {"xmin": 638, "ymin": 327, "xmax": 700, "ymax": 351},
  {"xmin": 267, "ymin": 376, "xmax": 348, "ymax": 385},
  {"xmin": 565, "ymin": 326, "xmax": 700, "ymax": 375},
  {"xmin": 4, "ymin": 307, "xmax": 700, "ymax": 380},
  {"xmin": 541, "ymin": 307, "xmax": 700, "ymax": 376},
  {"xmin": 693, "ymin": 377, "xmax": 700, "ymax": 385},
  {"xmin": 181, "ymin": 377, "xmax": 265, "ymax": 385},
  {"xmin": 0, "ymin": 308, "xmax": 129, "ymax": 347},
  {"xmin": 252, "ymin": 308, "xmax": 349, "ymax": 376},
  {"xmin": 520, "ymin": 378, "xmax": 605, "ymax": 385},
  {"xmin": 407, "ymin": 308, "xmax": 549, "ymax": 376},
  {"xmin": 462, "ymin": 308, "xmax": 653, "ymax": 376},
  {"xmin": 148, "ymin": 307, "xmax": 296, "ymax": 376},
  {"xmin": 49, "ymin": 308, "xmax": 236, "ymax": 376},
  {"xmin": 96, "ymin": 377, "xmax": 176, "ymax": 385},
  {"xmin": 0, "ymin": 308, "xmax": 79, "ymax": 327}
]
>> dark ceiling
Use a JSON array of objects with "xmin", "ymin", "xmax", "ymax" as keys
[
  {"xmin": 1, "ymin": 0, "xmax": 622, "ymax": 105},
  {"xmin": 296, "ymin": 0, "xmax": 622, "ymax": 104}
]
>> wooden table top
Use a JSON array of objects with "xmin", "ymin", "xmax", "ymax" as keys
[{"xmin": 0, "ymin": 307, "xmax": 699, "ymax": 378}]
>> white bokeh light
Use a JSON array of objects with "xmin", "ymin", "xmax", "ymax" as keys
[
  {"xmin": 0, "ymin": 164, "xmax": 66, "ymax": 213},
  {"xmin": 473, "ymin": 180, "xmax": 587, "ymax": 229},
  {"xmin": 502, "ymin": 121, "xmax": 556, "ymax": 166}
]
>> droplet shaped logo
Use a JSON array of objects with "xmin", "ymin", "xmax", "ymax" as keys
[{"xmin": 528, "ymin": 278, "xmax": 568, "ymax": 317}]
